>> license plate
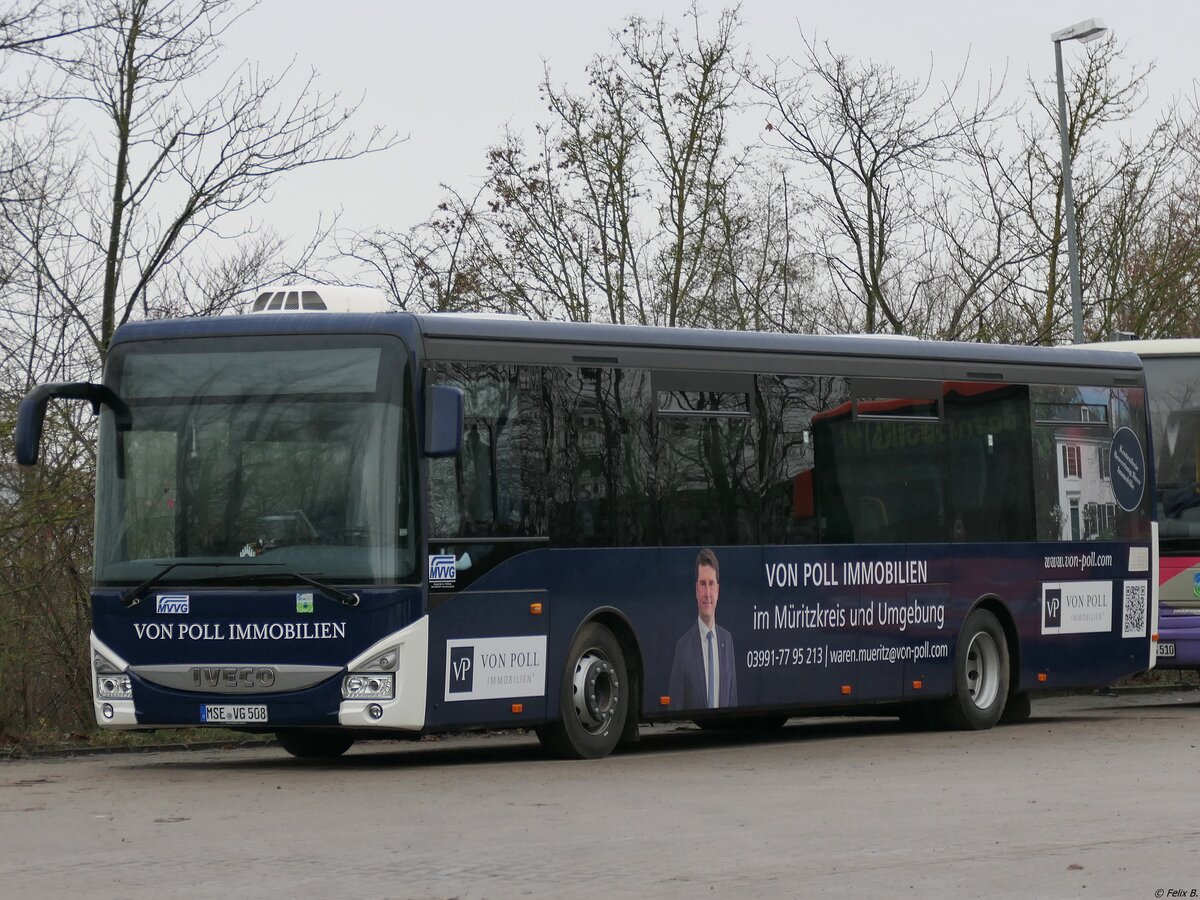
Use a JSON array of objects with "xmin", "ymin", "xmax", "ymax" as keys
[
  {"xmin": 200, "ymin": 704, "xmax": 268, "ymax": 724},
  {"xmin": 1157, "ymin": 641, "xmax": 1176, "ymax": 659}
]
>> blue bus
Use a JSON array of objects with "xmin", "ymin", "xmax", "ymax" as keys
[{"xmin": 15, "ymin": 297, "xmax": 1157, "ymax": 758}]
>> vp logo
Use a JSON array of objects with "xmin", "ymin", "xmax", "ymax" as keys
[
  {"xmin": 1043, "ymin": 588, "xmax": 1063, "ymax": 629},
  {"xmin": 156, "ymin": 594, "xmax": 189, "ymax": 614},
  {"xmin": 449, "ymin": 646, "xmax": 474, "ymax": 693}
]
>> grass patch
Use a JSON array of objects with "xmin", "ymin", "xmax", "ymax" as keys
[
  {"xmin": 1, "ymin": 725, "xmax": 274, "ymax": 759},
  {"xmin": 1114, "ymin": 667, "xmax": 1199, "ymax": 690}
]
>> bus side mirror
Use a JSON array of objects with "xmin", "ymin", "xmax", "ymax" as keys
[
  {"xmin": 424, "ymin": 384, "xmax": 463, "ymax": 458},
  {"xmin": 15, "ymin": 382, "xmax": 131, "ymax": 467}
]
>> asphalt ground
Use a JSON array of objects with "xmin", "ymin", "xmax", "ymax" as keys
[{"xmin": 3, "ymin": 690, "xmax": 1200, "ymax": 899}]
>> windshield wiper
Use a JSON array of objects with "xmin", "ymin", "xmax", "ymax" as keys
[
  {"xmin": 249, "ymin": 571, "xmax": 361, "ymax": 608},
  {"xmin": 120, "ymin": 563, "xmax": 360, "ymax": 608},
  {"xmin": 120, "ymin": 562, "xmax": 266, "ymax": 608}
]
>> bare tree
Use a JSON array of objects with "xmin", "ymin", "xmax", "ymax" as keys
[
  {"xmin": 0, "ymin": 2, "xmax": 102, "ymax": 124},
  {"xmin": 15, "ymin": 0, "xmax": 397, "ymax": 362},
  {"xmin": 1084, "ymin": 139, "xmax": 1194, "ymax": 340},
  {"xmin": 1005, "ymin": 36, "xmax": 1169, "ymax": 344},
  {"xmin": 343, "ymin": 186, "xmax": 496, "ymax": 314},
  {"xmin": 477, "ymin": 6, "xmax": 749, "ymax": 327},
  {"xmin": 0, "ymin": 0, "xmax": 398, "ymax": 743},
  {"xmin": 341, "ymin": 7, "xmax": 759, "ymax": 329},
  {"xmin": 703, "ymin": 163, "xmax": 823, "ymax": 333},
  {"xmin": 916, "ymin": 107, "xmax": 1043, "ymax": 342},
  {"xmin": 1100, "ymin": 85, "xmax": 1200, "ymax": 339},
  {"xmin": 756, "ymin": 33, "xmax": 1001, "ymax": 335}
]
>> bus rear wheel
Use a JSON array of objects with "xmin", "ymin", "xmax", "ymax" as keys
[
  {"xmin": 938, "ymin": 608, "xmax": 1009, "ymax": 730},
  {"xmin": 275, "ymin": 730, "xmax": 355, "ymax": 759},
  {"xmin": 536, "ymin": 622, "xmax": 628, "ymax": 760}
]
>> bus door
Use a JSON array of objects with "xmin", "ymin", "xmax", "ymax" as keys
[
  {"xmin": 814, "ymin": 378, "xmax": 950, "ymax": 702},
  {"xmin": 424, "ymin": 362, "xmax": 550, "ymax": 729}
]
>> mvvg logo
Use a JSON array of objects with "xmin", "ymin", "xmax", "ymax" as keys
[
  {"xmin": 1043, "ymin": 588, "xmax": 1062, "ymax": 629},
  {"xmin": 156, "ymin": 594, "xmax": 189, "ymax": 614},
  {"xmin": 428, "ymin": 554, "xmax": 456, "ymax": 582},
  {"xmin": 449, "ymin": 646, "xmax": 474, "ymax": 693}
]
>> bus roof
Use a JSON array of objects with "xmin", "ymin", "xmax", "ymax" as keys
[
  {"xmin": 110, "ymin": 312, "xmax": 1144, "ymax": 375},
  {"xmin": 1084, "ymin": 338, "xmax": 1200, "ymax": 358},
  {"xmin": 408, "ymin": 313, "xmax": 1144, "ymax": 370}
]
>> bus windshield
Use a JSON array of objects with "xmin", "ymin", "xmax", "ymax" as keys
[
  {"xmin": 94, "ymin": 334, "xmax": 417, "ymax": 587},
  {"xmin": 1141, "ymin": 356, "xmax": 1200, "ymax": 553}
]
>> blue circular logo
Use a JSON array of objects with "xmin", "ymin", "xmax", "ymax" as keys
[{"xmin": 1109, "ymin": 426, "xmax": 1146, "ymax": 513}]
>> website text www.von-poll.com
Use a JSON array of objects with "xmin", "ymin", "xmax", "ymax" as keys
[{"xmin": 1043, "ymin": 551, "xmax": 1113, "ymax": 571}]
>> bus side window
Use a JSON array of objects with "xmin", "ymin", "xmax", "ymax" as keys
[
  {"xmin": 755, "ymin": 374, "xmax": 846, "ymax": 545},
  {"xmin": 462, "ymin": 420, "xmax": 495, "ymax": 529},
  {"xmin": 652, "ymin": 376, "xmax": 755, "ymax": 547},
  {"xmin": 544, "ymin": 366, "xmax": 655, "ymax": 548},
  {"xmin": 944, "ymin": 383, "xmax": 1035, "ymax": 543},
  {"xmin": 429, "ymin": 456, "xmax": 461, "ymax": 537},
  {"xmin": 1030, "ymin": 384, "xmax": 1137, "ymax": 541},
  {"xmin": 427, "ymin": 364, "xmax": 544, "ymax": 540}
]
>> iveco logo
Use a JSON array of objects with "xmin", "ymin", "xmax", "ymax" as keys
[{"xmin": 190, "ymin": 666, "xmax": 277, "ymax": 691}]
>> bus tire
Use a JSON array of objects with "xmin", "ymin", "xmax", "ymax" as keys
[
  {"xmin": 999, "ymin": 691, "xmax": 1032, "ymax": 725},
  {"xmin": 939, "ymin": 608, "xmax": 1009, "ymax": 730},
  {"xmin": 536, "ymin": 622, "xmax": 627, "ymax": 760},
  {"xmin": 275, "ymin": 730, "xmax": 355, "ymax": 759}
]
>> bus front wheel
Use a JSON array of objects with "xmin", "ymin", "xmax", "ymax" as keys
[
  {"xmin": 275, "ymin": 730, "xmax": 355, "ymax": 759},
  {"xmin": 939, "ymin": 608, "xmax": 1009, "ymax": 730},
  {"xmin": 537, "ymin": 622, "xmax": 628, "ymax": 760}
]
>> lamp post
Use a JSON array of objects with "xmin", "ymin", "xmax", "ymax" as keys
[{"xmin": 1052, "ymin": 17, "xmax": 1108, "ymax": 344}]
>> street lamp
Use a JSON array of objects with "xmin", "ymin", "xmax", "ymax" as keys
[{"xmin": 1052, "ymin": 17, "xmax": 1108, "ymax": 344}]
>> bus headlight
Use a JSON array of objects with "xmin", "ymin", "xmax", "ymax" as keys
[
  {"xmin": 94, "ymin": 650, "xmax": 132, "ymax": 699},
  {"xmin": 342, "ymin": 673, "xmax": 394, "ymax": 700},
  {"xmin": 97, "ymin": 674, "xmax": 132, "ymax": 700}
]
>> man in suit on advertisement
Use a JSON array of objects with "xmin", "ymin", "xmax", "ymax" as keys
[{"xmin": 668, "ymin": 548, "xmax": 737, "ymax": 711}]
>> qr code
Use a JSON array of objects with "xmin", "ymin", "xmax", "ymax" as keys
[{"xmin": 1122, "ymin": 580, "xmax": 1148, "ymax": 638}]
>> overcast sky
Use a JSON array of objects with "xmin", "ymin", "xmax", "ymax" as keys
[{"xmin": 218, "ymin": 0, "xmax": 1200, "ymax": 247}]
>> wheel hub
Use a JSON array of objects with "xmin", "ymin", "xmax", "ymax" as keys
[
  {"xmin": 572, "ymin": 651, "xmax": 619, "ymax": 733},
  {"xmin": 965, "ymin": 631, "xmax": 1000, "ymax": 710}
]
